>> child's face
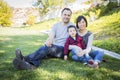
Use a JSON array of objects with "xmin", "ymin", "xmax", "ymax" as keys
[{"xmin": 68, "ymin": 27, "xmax": 76, "ymax": 37}]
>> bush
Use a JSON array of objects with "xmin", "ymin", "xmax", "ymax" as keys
[
  {"xmin": 0, "ymin": 0, "xmax": 13, "ymax": 27},
  {"xmin": 26, "ymin": 15, "xmax": 36, "ymax": 26},
  {"xmin": 99, "ymin": 1, "xmax": 118, "ymax": 16},
  {"xmin": 93, "ymin": 38, "xmax": 120, "ymax": 54},
  {"xmin": 82, "ymin": 1, "xmax": 118, "ymax": 18}
]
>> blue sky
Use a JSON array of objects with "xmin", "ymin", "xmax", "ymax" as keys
[{"xmin": 4, "ymin": 0, "xmax": 37, "ymax": 8}]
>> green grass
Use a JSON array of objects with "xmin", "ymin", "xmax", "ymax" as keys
[
  {"xmin": 0, "ymin": 7, "xmax": 120, "ymax": 80},
  {"xmin": 0, "ymin": 27, "xmax": 120, "ymax": 80},
  {"xmin": 88, "ymin": 7, "xmax": 120, "ymax": 54},
  {"xmin": 93, "ymin": 38, "xmax": 120, "ymax": 54},
  {"xmin": 88, "ymin": 7, "xmax": 120, "ymax": 37},
  {"xmin": 21, "ymin": 18, "xmax": 60, "ymax": 31}
]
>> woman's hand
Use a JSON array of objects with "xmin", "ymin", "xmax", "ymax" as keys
[
  {"xmin": 77, "ymin": 52, "xmax": 84, "ymax": 57},
  {"xmin": 64, "ymin": 55, "xmax": 68, "ymax": 60}
]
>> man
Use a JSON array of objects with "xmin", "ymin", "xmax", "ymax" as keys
[{"xmin": 13, "ymin": 8, "xmax": 73, "ymax": 70}]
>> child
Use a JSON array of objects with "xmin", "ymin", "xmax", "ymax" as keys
[{"xmin": 64, "ymin": 25, "xmax": 93, "ymax": 65}]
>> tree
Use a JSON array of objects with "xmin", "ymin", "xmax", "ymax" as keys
[
  {"xmin": 0, "ymin": 0, "xmax": 13, "ymax": 27},
  {"xmin": 118, "ymin": 0, "xmax": 120, "ymax": 6},
  {"xmin": 35, "ymin": 0, "xmax": 75, "ymax": 16}
]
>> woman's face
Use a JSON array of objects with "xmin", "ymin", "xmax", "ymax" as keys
[{"xmin": 78, "ymin": 18, "xmax": 86, "ymax": 30}]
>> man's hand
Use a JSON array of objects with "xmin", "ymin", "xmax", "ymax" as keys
[
  {"xmin": 45, "ymin": 33, "xmax": 54, "ymax": 47},
  {"xmin": 45, "ymin": 40, "xmax": 52, "ymax": 47},
  {"xmin": 64, "ymin": 55, "xmax": 68, "ymax": 60}
]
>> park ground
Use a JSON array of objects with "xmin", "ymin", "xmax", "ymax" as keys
[{"xmin": 0, "ymin": 7, "xmax": 120, "ymax": 80}]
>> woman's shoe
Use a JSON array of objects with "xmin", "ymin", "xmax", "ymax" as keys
[
  {"xmin": 88, "ymin": 60, "xmax": 94, "ymax": 65},
  {"xmin": 87, "ymin": 62, "xmax": 99, "ymax": 69}
]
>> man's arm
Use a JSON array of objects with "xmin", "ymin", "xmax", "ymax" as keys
[
  {"xmin": 45, "ymin": 23, "xmax": 57, "ymax": 47},
  {"xmin": 45, "ymin": 32, "xmax": 54, "ymax": 47}
]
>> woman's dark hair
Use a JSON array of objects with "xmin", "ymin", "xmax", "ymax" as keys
[
  {"xmin": 61, "ymin": 8, "xmax": 72, "ymax": 15},
  {"xmin": 67, "ymin": 25, "xmax": 77, "ymax": 32},
  {"xmin": 76, "ymin": 15, "xmax": 88, "ymax": 29}
]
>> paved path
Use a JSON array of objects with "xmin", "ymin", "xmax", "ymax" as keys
[{"xmin": 92, "ymin": 46, "xmax": 120, "ymax": 59}]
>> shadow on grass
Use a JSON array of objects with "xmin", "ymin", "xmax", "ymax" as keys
[
  {"xmin": 0, "ymin": 57, "xmax": 120, "ymax": 80},
  {"xmin": 0, "ymin": 34, "xmax": 120, "ymax": 80},
  {"xmin": 100, "ymin": 55, "xmax": 120, "ymax": 71},
  {"xmin": 0, "ymin": 34, "xmax": 48, "ymax": 80},
  {"xmin": 38, "ymin": 57, "xmax": 120, "ymax": 80},
  {"xmin": 0, "ymin": 61, "xmax": 40, "ymax": 80}
]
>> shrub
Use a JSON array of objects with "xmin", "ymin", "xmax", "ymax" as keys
[
  {"xmin": 93, "ymin": 38, "xmax": 120, "ymax": 54},
  {"xmin": 99, "ymin": 1, "xmax": 118, "ymax": 16},
  {"xmin": 82, "ymin": 1, "xmax": 118, "ymax": 18},
  {"xmin": 0, "ymin": 0, "xmax": 13, "ymax": 27},
  {"xmin": 26, "ymin": 15, "xmax": 36, "ymax": 26}
]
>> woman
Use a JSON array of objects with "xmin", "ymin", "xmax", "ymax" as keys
[{"xmin": 72, "ymin": 15, "xmax": 104, "ymax": 68}]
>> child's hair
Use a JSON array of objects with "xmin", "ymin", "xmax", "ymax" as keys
[{"xmin": 67, "ymin": 25, "xmax": 77, "ymax": 32}]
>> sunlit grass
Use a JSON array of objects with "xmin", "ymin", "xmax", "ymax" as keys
[
  {"xmin": 0, "ymin": 26, "xmax": 120, "ymax": 80},
  {"xmin": 88, "ymin": 8, "xmax": 120, "ymax": 38},
  {"xmin": 93, "ymin": 38, "xmax": 120, "ymax": 54},
  {"xmin": 87, "ymin": 7, "xmax": 120, "ymax": 54}
]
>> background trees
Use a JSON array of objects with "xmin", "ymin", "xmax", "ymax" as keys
[
  {"xmin": 0, "ymin": 0, "xmax": 13, "ymax": 27},
  {"xmin": 36, "ymin": 0, "xmax": 75, "ymax": 16}
]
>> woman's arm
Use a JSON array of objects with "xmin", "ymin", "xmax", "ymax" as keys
[{"xmin": 83, "ymin": 34, "xmax": 94, "ymax": 54}]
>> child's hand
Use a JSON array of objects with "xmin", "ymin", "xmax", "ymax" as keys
[{"xmin": 64, "ymin": 55, "xmax": 68, "ymax": 60}]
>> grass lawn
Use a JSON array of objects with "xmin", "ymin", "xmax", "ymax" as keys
[{"xmin": 0, "ymin": 27, "xmax": 120, "ymax": 80}]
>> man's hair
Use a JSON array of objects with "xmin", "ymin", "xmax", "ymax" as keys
[
  {"xmin": 61, "ymin": 8, "xmax": 72, "ymax": 14},
  {"xmin": 67, "ymin": 25, "xmax": 77, "ymax": 32}
]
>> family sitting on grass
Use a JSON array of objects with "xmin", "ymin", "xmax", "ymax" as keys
[{"xmin": 13, "ymin": 8, "xmax": 104, "ymax": 70}]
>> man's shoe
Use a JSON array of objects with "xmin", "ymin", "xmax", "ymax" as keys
[
  {"xmin": 15, "ymin": 48, "xmax": 24, "ymax": 60},
  {"xmin": 13, "ymin": 58, "xmax": 36, "ymax": 70}
]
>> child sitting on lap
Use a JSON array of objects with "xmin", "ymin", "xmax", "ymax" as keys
[{"xmin": 64, "ymin": 25, "xmax": 93, "ymax": 65}]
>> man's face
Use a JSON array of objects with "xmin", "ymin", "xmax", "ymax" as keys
[
  {"xmin": 68, "ymin": 27, "xmax": 76, "ymax": 37},
  {"xmin": 61, "ymin": 10, "xmax": 72, "ymax": 24}
]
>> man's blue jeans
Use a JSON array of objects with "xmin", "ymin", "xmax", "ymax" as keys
[
  {"xmin": 72, "ymin": 50, "xmax": 104, "ymax": 63},
  {"xmin": 25, "ymin": 44, "xmax": 64, "ymax": 67}
]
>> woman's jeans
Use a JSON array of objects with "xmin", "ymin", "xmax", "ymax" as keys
[
  {"xmin": 24, "ymin": 44, "xmax": 64, "ymax": 67},
  {"xmin": 72, "ymin": 50, "xmax": 104, "ymax": 63},
  {"xmin": 71, "ymin": 48, "xmax": 92, "ymax": 63}
]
